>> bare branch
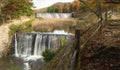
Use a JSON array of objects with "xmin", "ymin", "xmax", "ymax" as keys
[{"xmin": 79, "ymin": 0, "xmax": 100, "ymax": 18}]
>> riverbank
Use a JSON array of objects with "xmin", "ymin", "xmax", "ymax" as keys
[{"xmin": 0, "ymin": 16, "xmax": 30, "ymax": 58}]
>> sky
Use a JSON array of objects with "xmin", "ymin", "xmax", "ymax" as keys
[{"xmin": 32, "ymin": 0, "xmax": 74, "ymax": 10}]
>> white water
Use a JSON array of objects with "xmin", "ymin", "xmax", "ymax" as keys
[
  {"xmin": 36, "ymin": 13, "xmax": 72, "ymax": 18},
  {"xmin": 14, "ymin": 30, "xmax": 72, "ymax": 70},
  {"xmin": 24, "ymin": 62, "xmax": 30, "ymax": 70},
  {"xmin": 34, "ymin": 34, "xmax": 45, "ymax": 55},
  {"xmin": 15, "ymin": 34, "xmax": 18, "ymax": 57},
  {"xmin": 53, "ymin": 30, "xmax": 69, "ymax": 34}
]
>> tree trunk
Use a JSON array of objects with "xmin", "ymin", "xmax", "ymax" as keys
[
  {"xmin": 105, "ymin": 6, "xmax": 108, "ymax": 21},
  {"xmin": 74, "ymin": 30, "xmax": 81, "ymax": 70}
]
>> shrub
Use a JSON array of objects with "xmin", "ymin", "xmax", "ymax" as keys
[
  {"xmin": 9, "ymin": 24, "xmax": 21, "ymax": 35},
  {"xmin": 42, "ymin": 49, "xmax": 55, "ymax": 62},
  {"xmin": 9, "ymin": 20, "xmax": 33, "ymax": 35},
  {"xmin": 22, "ymin": 20, "xmax": 33, "ymax": 32},
  {"xmin": 60, "ymin": 37, "xmax": 67, "ymax": 46},
  {"xmin": 9, "ymin": 59, "xmax": 20, "ymax": 70},
  {"xmin": 47, "ymin": 7, "xmax": 59, "ymax": 13}
]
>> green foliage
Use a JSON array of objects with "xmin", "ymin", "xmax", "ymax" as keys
[
  {"xmin": 47, "ymin": 7, "xmax": 59, "ymax": 13},
  {"xmin": 47, "ymin": 7, "xmax": 52, "ymax": 12},
  {"xmin": 8, "ymin": 59, "xmax": 20, "ymax": 70},
  {"xmin": 80, "ymin": 4, "xmax": 88, "ymax": 12},
  {"xmin": 60, "ymin": 37, "xmax": 67, "ymax": 46},
  {"xmin": 9, "ymin": 20, "xmax": 33, "ymax": 35},
  {"xmin": 9, "ymin": 24, "xmax": 22, "ymax": 35},
  {"xmin": 42, "ymin": 49, "xmax": 55, "ymax": 62},
  {"xmin": 53, "ymin": 7, "xmax": 59, "ymax": 12},
  {"xmin": 23, "ymin": 20, "xmax": 33, "ymax": 32}
]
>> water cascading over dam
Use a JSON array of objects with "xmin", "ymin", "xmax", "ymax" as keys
[
  {"xmin": 15, "ymin": 32, "xmax": 72, "ymax": 58},
  {"xmin": 35, "ymin": 13, "xmax": 73, "ymax": 18},
  {"xmin": 14, "ymin": 31, "xmax": 72, "ymax": 70}
]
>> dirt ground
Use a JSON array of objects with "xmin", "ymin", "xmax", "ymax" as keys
[{"xmin": 80, "ymin": 20, "xmax": 120, "ymax": 70}]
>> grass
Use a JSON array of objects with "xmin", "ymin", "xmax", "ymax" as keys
[
  {"xmin": 8, "ymin": 59, "xmax": 20, "ymax": 70},
  {"xmin": 9, "ymin": 20, "xmax": 33, "ymax": 35},
  {"xmin": 32, "ymin": 18, "xmax": 77, "ymax": 33},
  {"xmin": 9, "ymin": 24, "xmax": 22, "ymax": 35}
]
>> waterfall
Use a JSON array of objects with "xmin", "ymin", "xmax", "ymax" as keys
[
  {"xmin": 15, "ymin": 33, "xmax": 18, "ymax": 57},
  {"xmin": 14, "ymin": 31, "xmax": 73, "ymax": 70},
  {"xmin": 15, "ymin": 34, "xmax": 33, "ymax": 57},
  {"xmin": 15, "ymin": 32, "xmax": 72, "ymax": 58},
  {"xmin": 24, "ymin": 62, "xmax": 30, "ymax": 70},
  {"xmin": 35, "ymin": 13, "xmax": 73, "ymax": 18},
  {"xmin": 34, "ymin": 34, "xmax": 46, "ymax": 55}
]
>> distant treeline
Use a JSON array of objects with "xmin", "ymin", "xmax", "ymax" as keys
[{"xmin": 46, "ymin": 0, "xmax": 80, "ymax": 13}]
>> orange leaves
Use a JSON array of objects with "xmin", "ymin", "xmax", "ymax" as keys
[
  {"xmin": 1, "ymin": 0, "xmax": 33, "ymax": 19},
  {"xmin": 72, "ymin": 0, "xmax": 81, "ymax": 12}
]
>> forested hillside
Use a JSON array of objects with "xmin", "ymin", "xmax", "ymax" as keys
[{"xmin": 35, "ymin": 0, "xmax": 80, "ymax": 13}]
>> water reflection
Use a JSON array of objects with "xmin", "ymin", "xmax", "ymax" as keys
[
  {"xmin": 0, "ymin": 56, "xmax": 44, "ymax": 70},
  {"xmin": 14, "ymin": 56, "xmax": 44, "ymax": 70}
]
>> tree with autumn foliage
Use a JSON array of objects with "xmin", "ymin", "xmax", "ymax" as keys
[
  {"xmin": 79, "ymin": 0, "xmax": 120, "ymax": 21},
  {"xmin": 72, "ymin": 0, "xmax": 81, "ymax": 12},
  {"xmin": 58, "ymin": 4, "xmax": 63, "ymax": 13},
  {"xmin": 46, "ymin": 0, "xmax": 81, "ymax": 13},
  {"xmin": 79, "ymin": 0, "xmax": 104, "ymax": 21},
  {"xmin": 0, "ymin": 0, "xmax": 7, "ymax": 24},
  {"xmin": 1, "ymin": 0, "xmax": 33, "ymax": 21}
]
